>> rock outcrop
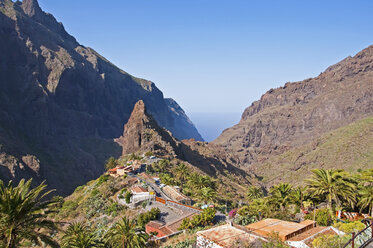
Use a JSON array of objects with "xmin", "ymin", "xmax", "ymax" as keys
[
  {"xmin": 117, "ymin": 101, "xmax": 251, "ymax": 183},
  {"xmin": 115, "ymin": 100, "xmax": 180, "ymax": 157},
  {"xmin": 213, "ymin": 45, "xmax": 373, "ymax": 168},
  {"xmin": 0, "ymin": 0, "xmax": 202, "ymax": 194}
]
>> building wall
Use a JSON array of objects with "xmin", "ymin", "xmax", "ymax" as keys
[{"xmin": 196, "ymin": 235, "xmax": 223, "ymax": 248}]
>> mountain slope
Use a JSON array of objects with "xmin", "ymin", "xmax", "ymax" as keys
[
  {"xmin": 213, "ymin": 45, "xmax": 373, "ymax": 167},
  {"xmin": 0, "ymin": 0, "xmax": 202, "ymax": 194},
  {"xmin": 251, "ymin": 117, "xmax": 373, "ymax": 186}
]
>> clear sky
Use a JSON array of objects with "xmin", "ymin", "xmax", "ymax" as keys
[{"xmin": 37, "ymin": 0, "xmax": 373, "ymax": 140}]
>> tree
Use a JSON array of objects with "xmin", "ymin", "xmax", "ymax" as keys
[
  {"xmin": 174, "ymin": 163, "xmax": 190, "ymax": 184},
  {"xmin": 105, "ymin": 157, "xmax": 117, "ymax": 171},
  {"xmin": 246, "ymin": 186, "xmax": 264, "ymax": 201},
  {"xmin": 358, "ymin": 186, "xmax": 373, "ymax": 217},
  {"xmin": 305, "ymin": 169, "xmax": 356, "ymax": 210},
  {"xmin": 104, "ymin": 217, "xmax": 148, "ymax": 248},
  {"xmin": 0, "ymin": 179, "xmax": 58, "ymax": 248},
  {"xmin": 198, "ymin": 187, "xmax": 216, "ymax": 204},
  {"xmin": 269, "ymin": 183, "xmax": 293, "ymax": 211},
  {"xmin": 61, "ymin": 222, "xmax": 103, "ymax": 248}
]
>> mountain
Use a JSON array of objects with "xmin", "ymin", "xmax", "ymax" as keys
[
  {"xmin": 0, "ymin": 0, "xmax": 202, "ymax": 194},
  {"xmin": 212, "ymin": 45, "xmax": 373, "ymax": 183},
  {"xmin": 116, "ymin": 100, "xmax": 252, "ymax": 193},
  {"xmin": 251, "ymin": 117, "xmax": 373, "ymax": 185}
]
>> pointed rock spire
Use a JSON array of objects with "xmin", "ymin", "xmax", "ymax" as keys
[{"xmin": 21, "ymin": 0, "xmax": 42, "ymax": 17}]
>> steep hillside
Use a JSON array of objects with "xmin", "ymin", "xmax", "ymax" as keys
[
  {"xmin": 0, "ymin": 0, "xmax": 202, "ymax": 194},
  {"xmin": 213, "ymin": 45, "xmax": 373, "ymax": 167},
  {"xmin": 250, "ymin": 117, "xmax": 373, "ymax": 186}
]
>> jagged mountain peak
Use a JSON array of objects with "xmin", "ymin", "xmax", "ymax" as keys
[
  {"xmin": 21, "ymin": 0, "xmax": 41, "ymax": 17},
  {"xmin": 115, "ymin": 100, "xmax": 180, "ymax": 157},
  {"xmin": 0, "ymin": 2, "xmax": 203, "ymax": 194}
]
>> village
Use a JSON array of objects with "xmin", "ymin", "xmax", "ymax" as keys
[{"xmin": 106, "ymin": 155, "xmax": 373, "ymax": 248}]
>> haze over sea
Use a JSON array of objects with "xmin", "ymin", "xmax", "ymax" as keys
[{"xmin": 189, "ymin": 112, "xmax": 241, "ymax": 142}]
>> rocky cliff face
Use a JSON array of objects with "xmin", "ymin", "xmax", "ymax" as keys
[
  {"xmin": 213, "ymin": 46, "xmax": 373, "ymax": 166},
  {"xmin": 115, "ymin": 100, "xmax": 180, "ymax": 158},
  {"xmin": 0, "ymin": 0, "xmax": 202, "ymax": 194}
]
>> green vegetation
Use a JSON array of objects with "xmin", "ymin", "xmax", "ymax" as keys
[
  {"xmin": 137, "ymin": 208, "xmax": 161, "ymax": 228},
  {"xmin": 238, "ymin": 168, "xmax": 373, "ymax": 226},
  {"xmin": 312, "ymin": 234, "xmax": 350, "ymax": 248},
  {"xmin": 305, "ymin": 209, "xmax": 334, "ymax": 226},
  {"xmin": 61, "ymin": 222, "xmax": 102, "ymax": 248},
  {"xmin": 179, "ymin": 208, "xmax": 216, "ymax": 230},
  {"xmin": 0, "ymin": 179, "xmax": 58, "ymax": 248},
  {"xmin": 254, "ymin": 117, "xmax": 373, "ymax": 185},
  {"xmin": 104, "ymin": 217, "xmax": 148, "ymax": 248},
  {"xmin": 125, "ymin": 191, "xmax": 132, "ymax": 204},
  {"xmin": 105, "ymin": 156, "xmax": 118, "ymax": 170}
]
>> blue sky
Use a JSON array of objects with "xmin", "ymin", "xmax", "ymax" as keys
[{"xmin": 37, "ymin": 0, "xmax": 373, "ymax": 140}]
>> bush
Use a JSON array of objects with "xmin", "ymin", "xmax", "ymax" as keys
[
  {"xmin": 97, "ymin": 174, "xmax": 109, "ymax": 186},
  {"xmin": 124, "ymin": 191, "xmax": 132, "ymax": 204},
  {"xmin": 305, "ymin": 209, "xmax": 334, "ymax": 226},
  {"xmin": 105, "ymin": 202, "xmax": 123, "ymax": 217},
  {"xmin": 179, "ymin": 208, "xmax": 216, "ymax": 230},
  {"xmin": 333, "ymin": 221, "xmax": 365, "ymax": 234},
  {"xmin": 145, "ymin": 151, "xmax": 153, "ymax": 157},
  {"xmin": 312, "ymin": 234, "xmax": 350, "ymax": 248},
  {"xmin": 105, "ymin": 157, "xmax": 117, "ymax": 170},
  {"xmin": 61, "ymin": 200, "xmax": 78, "ymax": 213},
  {"xmin": 137, "ymin": 208, "xmax": 161, "ymax": 228}
]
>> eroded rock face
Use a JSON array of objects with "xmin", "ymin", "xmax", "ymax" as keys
[
  {"xmin": 115, "ymin": 100, "xmax": 180, "ymax": 157},
  {"xmin": 213, "ymin": 46, "xmax": 373, "ymax": 166},
  {"xmin": 0, "ymin": 0, "xmax": 202, "ymax": 194}
]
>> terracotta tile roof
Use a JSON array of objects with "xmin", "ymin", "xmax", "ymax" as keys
[
  {"xmin": 109, "ymin": 168, "xmax": 117, "ymax": 173},
  {"xmin": 245, "ymin": 218, "xmax": 316, "ymax": 241},
  {"xmin": 146, "ymin": 221, "xmax": 164, "ymax": 229},
  {"xmin": 131, "ymin": 186, "xmax": 148, "ymax": 194},
  {"xmin": 197, "ymin": 224, "xmax": 258, "ymax": 247}
]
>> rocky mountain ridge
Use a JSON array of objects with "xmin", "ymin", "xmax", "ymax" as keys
[
  {"xmin": 0, "ymin": 0, "xmax": 202, "ymax": 194},
  {"xmin": 213, "ymin": 45, "xmax": 373, "ymax": 168}
]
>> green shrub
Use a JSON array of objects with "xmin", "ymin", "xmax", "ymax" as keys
[
  {"xmin": 145, "ymin": 151, "xmax": 153, "ymax": 157},
  {"xmin": 137, "ymin": 208, "xmax": 160, "ymax": 228},
  {"xmin": 105, "ymin": 202, "xmax": 123, "ymax": 217},
  {"xmin": 97, "ymin": 174, "xmax": 109, "ymax": 186},
  {"xmin": 179, "ymin": 208, "xmax": 216, "ymax": 230},
  {"xmin": 333, "ymin": 221, "xmax": 365, "ymax": 234},
  {"xmin": 61, "ymin": 200, "xmax": 78, "ymax": 213},
  {"xmin": 105, "ymin": 157, "xmax": 117, "ymax": 170},
  {"xmin": 90, "ymin": 189, "xmax": 100, "ymax": 197},
  {"xmin": 125, "ymin": 191, "xmax": 132, "ymax": 204},
  {"xmin": 305, "ymin": 209, "xmax": 334, "ymax": 226},
  {"xmin": 312, "ymin": 234, "xmax": 350, "ymax": 248}
]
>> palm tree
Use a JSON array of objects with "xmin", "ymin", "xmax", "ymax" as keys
[
  {"xmin": 61, "ymin": 222, "xmax": 103, "ymax": 248},
  {"xmin": 0, "ymin": 179, "xmax": 58, "ymax": 248},
  {"xmin": 174, "ymin": 163, "xmax": 190, "ymax": 184},
  {"xmin": 359, "ymin": 186, "xmax": 373, "ymax": 217},
  {"xmin": 246, "ymin": 186, "xmax": 264, "ymax": 201},
  {"xmin": 104, "ymin": 217, "xmax": 148, "ymax": 248},
  {"xmin": 291, "ymin": 186, "xmax": 308, "ymax": 212},
  {"xmin": 305, "ymin": 169, "xmax": 356, "ymax": 210},
  {"xmin": 198, "ymin": 187, "xmax": 216, "ymax": 204},
  {"xmin": 269, "ymin": 183, "xmax": 293, "ymax": 211}
]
